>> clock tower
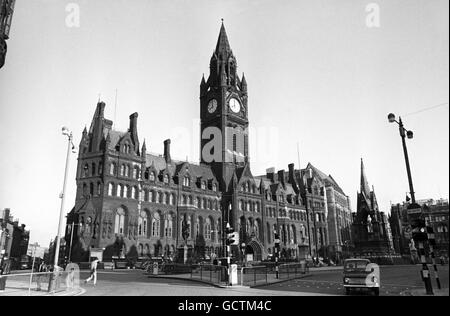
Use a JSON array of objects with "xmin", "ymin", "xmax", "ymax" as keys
[{"xmin": 200, "ymin": 21, "xmax": 249, "ymax": 193}]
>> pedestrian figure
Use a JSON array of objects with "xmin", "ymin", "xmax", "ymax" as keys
[
  {"xmin": 36, "ymin": 261, "xmax": 47, "ymax": 291},
  {"xmin": 65, "ymin": 263, "xmax": 80, "ymax": 290},
  {"xmin": 0, "ymin": 258, "xmax": 11, "ymax": 292},
  {"xmin": 85, "ymin": 257, "xmax": 99, "ymax": 286}
]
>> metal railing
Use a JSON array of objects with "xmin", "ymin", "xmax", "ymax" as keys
[
  {"xmin": 0, "ymin": 270, "xmax": 81, "ymax": 296},
  {"xmin": 241, "ymin": 265, "xmax": 269, "ymax": 286},
  {"xmin": 278, "ymin": 262, "xmax": 309, "ymax": 279},
  {"xmin": 190, "ymin": 264, "xmax": 228, "ymax": 286}
]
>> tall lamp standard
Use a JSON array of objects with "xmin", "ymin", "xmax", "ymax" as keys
[
  {"xmin": 52, "ymin": 127, "xmax": 75, "ymax": 277},
  {"xmin": 387, "ymin": 113, "xmax": 433, "ymax": 295},
  {"xmin": 388, "ymin": 114, "xmax": 417, "ymax": 204}
]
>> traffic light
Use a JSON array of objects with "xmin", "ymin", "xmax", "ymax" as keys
[
  {"xmin": 226, "ymin": 230, "xmax": 239, "ymax": 246},
  {"xmin": 408, "ymin": 205, "xmax": 427, "ymax": 243}
]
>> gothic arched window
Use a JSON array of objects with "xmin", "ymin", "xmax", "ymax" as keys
[
  {"xmin": 205, "ymin": 218, "xmax": 211, "ymax": 240},
  {"xmin": 114, "ymin": 208, "xmax": 126, "ymax": 235},
  {"xmin": 139, "ymin": 211, "xmax": 147, "ymax": 236},
  {"xmin": 152, "ymin": 212, "xmax": 161, "ymax": 237},
  {"xmin": 133, "ymin": 166, "xmax": 140, "ymax": 179},
  {"xmin": 108, "ymin": 183, "xmax": 114, "ymax": 196},
  {"xmin": 165, "ymin": 214, "xmax": 173, "ymax": 238}
]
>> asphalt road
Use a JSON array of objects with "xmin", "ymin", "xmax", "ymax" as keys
[
  {"xmin": 259, "ymin": 264, "xmax": 449, "ymax": 296},
  {"xmin": 76, "ymin": 264, "xmax": 448, "ymax": 296},
  {"xmin": 78, "ymin": 270, "xmax": 321, "ymax": 296}
]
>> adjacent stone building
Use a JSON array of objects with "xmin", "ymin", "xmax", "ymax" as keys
[
  {"xmin": 295, "ymin": 163, "xmax": 352, "ymax": 264},
  {"xmin": 390, "ymin": 198, "xmax": 449, "ymax": 258},
  {"xmin": 0, "ymin": 208, "xmax": 30, "ymax": 269}
]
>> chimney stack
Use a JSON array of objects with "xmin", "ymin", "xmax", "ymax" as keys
[
  {"xmin": 288, "ymin": 163, "xmax": 295, "ymax": 181},
  {"xmin": 164, "ymin": 139, "xmax": 171, "ymax": 163},
  {"xmin": 266, "ymin": 168, "xmax": 275, "ymax": 182},
  {"xmin": 2, "ymin": 208, "xmax": 11, "ymax": 223},
  {"xmin": 277, "ymin": 170, "xmax": 286, "ymax": 185},
  {"xmin": 129, "ymin": 113, "xmax": 138, "ymax": 136}
]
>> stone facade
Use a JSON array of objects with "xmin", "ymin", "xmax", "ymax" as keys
[
  {"xmin": 390, "ymin": 199, "xmax": 449, "ymax": 258},
  {"xmin": 66, "ymin": 24, "xmax": 312, "ymax": 263},
  {"xmin": 296, "ymin": 163, "xmax": 352, "ymax": 263}
]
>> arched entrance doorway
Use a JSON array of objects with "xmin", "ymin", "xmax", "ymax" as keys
[{"xmin": 245, "ymin": 240, "xmax": 264, "ymax": 262}]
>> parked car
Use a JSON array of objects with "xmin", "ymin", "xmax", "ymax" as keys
[{"xmin": 343, "ymin": 258, "xmax": 380, "ymax": 296}]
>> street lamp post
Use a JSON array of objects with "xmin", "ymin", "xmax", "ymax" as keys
[
  {"xmin": 50, "ymin": 127, "xmax": 75, "ymax": 290},
  {"xmin": 388, "ymin": 113, "xmax": 433, "ymax": 295},
  {"xmin": 388, "ymin": 114, "xmax": 416, "ymax": 203}
]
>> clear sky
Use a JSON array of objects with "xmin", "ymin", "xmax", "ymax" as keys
[{"xmin": 0, "ymin": 0, "xmax": 448, "ymax": 247}]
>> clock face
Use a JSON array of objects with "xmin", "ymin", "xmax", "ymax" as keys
[
  {"xmin": 229, "ymin": 98, "xmax": 241, "ymax": 113},
  {"xmin": 207, "ymin": 99, "xmax": 218, "ymax": 113}
]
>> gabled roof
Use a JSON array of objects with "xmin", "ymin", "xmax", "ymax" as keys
[
  {"xmin": 306, "ymin": 163, "xmax": 328, "ymax": 180},
  {"xmin": 305, "ymin": 163, "xmax": 348, "ymax": 196},
  {"xmin": 254, "ymin": 176, "xmax": 273, "ymax": 191},
  {"xmin": 144, "ymin": 154, "xmax": 217, "ymax": 183},
  {"xmin": 235, "ymin": 163, "xmax": 254, "ymax": 184},
  {"xmin": 326, "ymin": 175, "xmax": 346, "ymax": 195},
  {"xmin": 270, "ymin": 183, "xmax": 282, "ymax": 195},
  {"xmin": 107, "ymin": 130, "xmax": 128, "ymax": 150},
  {"xmin": 284, "ymin": 183, "xmax": 296, "ymax": 196}
]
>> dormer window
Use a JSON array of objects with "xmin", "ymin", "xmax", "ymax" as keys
[
  {"xmin": 123, "ymin": 143, "xmax": 131, "ymax": 154},
  {"xmin": 313, "ymin": 187, "xmax": 319, "ymax": 196},
  {"xmin": 183, "ymin": 176, "xmax": 191, "ymax": 187},
  {"xmin": 164, "ymin": 174, "xmax": 169, "ymax": 184}
]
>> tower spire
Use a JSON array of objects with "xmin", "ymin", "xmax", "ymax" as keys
[
  {"xmin": 360, "ymin": 158, "xmax": 371, "ymax": 198},
  {"xmin": 215, "ymin": 20, "xmax": 231, "ymax": 55}
]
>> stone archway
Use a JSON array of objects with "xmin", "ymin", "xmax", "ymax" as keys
[{"xmin": 245, "ymin": 240, "xmax": 264, "ymax": 262}]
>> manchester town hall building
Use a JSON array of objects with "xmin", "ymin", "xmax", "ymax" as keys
[{"xmin": 66, "ymin": 23, "xmax": 352, "ymax": 264}]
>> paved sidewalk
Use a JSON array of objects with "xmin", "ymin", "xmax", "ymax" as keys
[
  {"xmin": 403, "ymin": 288, "xmax": 449, "ymax": 296},
  {"xmin": 0, "ymin": 279, "xmax": 84, "ymax": 296}
]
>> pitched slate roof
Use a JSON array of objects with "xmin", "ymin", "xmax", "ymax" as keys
[
  {"xmin": 144, "ymin": 154, "xmax": 217, "ymax": 182},
  {"xmin": 107, "ymin": 130, "xmax": 127, "ymax": 150},
  {"xmin": 326, "ymin": 175, "xmax": 346, "ymax": 195},
  {"xmin": 306, "ymin": 163, "xmax": 348, "ymax": 196}
]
